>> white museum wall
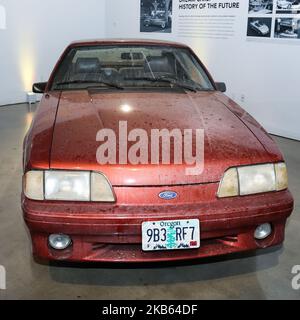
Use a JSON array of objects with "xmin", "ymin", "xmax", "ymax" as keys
[
  {"xmin": 106, "ymin": 0, "xmax": 300, "ymax": 141},
  {"xmin": 0, "ymin": 0, "xmax": 106, "ymax": 105}
]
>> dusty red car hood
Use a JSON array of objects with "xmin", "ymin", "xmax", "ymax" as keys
[{"xmin": 50, "ymin": 90, "xmax": 281, "ymax": 186}]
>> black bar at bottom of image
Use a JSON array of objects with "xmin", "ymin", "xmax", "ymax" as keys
[{"xmin": 0, "ymin": 300, "xmax": 296, "ymax": 318}]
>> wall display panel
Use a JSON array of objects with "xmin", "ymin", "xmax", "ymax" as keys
[{"xmin": 120, "ymin": 0, "xmax": 300, "ymax": 140}]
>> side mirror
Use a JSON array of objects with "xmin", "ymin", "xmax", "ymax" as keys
[
  {"xmin": 215, "ymin": 82, "xmax": 226, "ymax": 93},
  {"xmin": 32, "ymin": 82, "xmax": 47, "ymax": 94}
]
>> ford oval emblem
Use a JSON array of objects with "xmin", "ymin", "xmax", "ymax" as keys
[{"xmin": 159, "ymin": 191, "xmax": 178, "ymax": 200}]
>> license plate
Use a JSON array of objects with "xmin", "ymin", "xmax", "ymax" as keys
[{"xmin": 142, "ymin": 219, "xmax": 200, "ymax": 251}]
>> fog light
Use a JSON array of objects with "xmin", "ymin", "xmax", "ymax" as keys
[
  {"xmin": 49, "ymin": 234, "xmax": 72, "ymax": 250},
  {"xmin": 254, "ymin": 223, "xmax": 272, "ymax": 240}
]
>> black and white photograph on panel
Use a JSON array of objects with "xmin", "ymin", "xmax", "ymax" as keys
[
  {"xmin": 248, "ymin": 0, "xmax": 273, "ymax": 14},
  {"xmin": 140, "ymin": 0, "xmax": 172, "ymax": 33},
  {"xmin": 247, "ymin": 17, "xmax": 272, "ymax": 37},
  {"xmin": 276, "ymin": 0, "xmax": 300, "ymax": 13},
  {"xmin": 274, "ymin": 18, "xmax": 300, "ymax": 38}
]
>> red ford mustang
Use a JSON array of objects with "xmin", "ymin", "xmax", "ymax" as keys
[{"xmin": 22, "ymin": 39, "xmax": 294, "ymax": 263}]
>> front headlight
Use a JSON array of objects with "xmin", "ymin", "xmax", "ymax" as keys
[
  {"xmin": 218, "ymin": 162, "xmax": 288, "ymax": 198},
  {"xmin": 24, "ymin": 170, "xmax": 115, "ymax": 202},
  {"xmin": 238, "ymin": 164, "xmax": 276, "ymax": 196},
  {"xmin": 45, "ymin": 171, "xmax": 90, "ymax": 201}
]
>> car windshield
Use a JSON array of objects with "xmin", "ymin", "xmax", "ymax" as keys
[{"xmin": 51, "ymin": 45, "xmax": 214, "ymax": 92}]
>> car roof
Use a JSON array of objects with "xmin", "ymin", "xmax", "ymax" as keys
[{"xmin": 68, "ymin": 38, "xmax": 189, "ymax": 49}]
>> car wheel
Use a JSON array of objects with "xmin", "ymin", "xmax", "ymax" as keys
[{"xmin": 161, "ymin": 22, "xmax": 166, "ymax": 29}]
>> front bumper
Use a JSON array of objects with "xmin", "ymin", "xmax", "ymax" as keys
[{"xmin": 22, "ymin": 184, "xmax": 294, "ymax": 263}]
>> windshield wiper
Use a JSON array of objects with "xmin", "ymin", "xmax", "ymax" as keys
[
  {"xmin": 125, "ymin": 77, "xmax": 198, "ymax": 93},
  {"xmin": 55, "ymin": 80, "xmax": 124, "ymax": 90},
  {"xmin": 156, "ymin": 76, "xmax": 199, "ymax": 92}
]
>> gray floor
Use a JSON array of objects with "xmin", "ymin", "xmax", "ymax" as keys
[{"xmin": 0, "ymin": 103, "xmax": 299, "ymax": 300}]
